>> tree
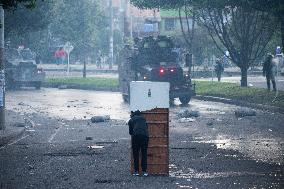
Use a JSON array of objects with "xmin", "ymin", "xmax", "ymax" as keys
[
  {"xmin": 0, "ymin": 0, "xmax": 42, "ymax": 9},
  {"xmin": 247, "ymin": 0, "xmax": 284, "ymax": 50},
  {"xmin": 50, "ymin": 0, "xmax": 105, "ymax": 61},
  {"xmin": 130, "ymin": 0, "xmax": 279, "ymax": 86},
  {"xmin": 5, "ymin": 1, "xmax": 52, "ymax": 41},
  {"xmin": 199, "ymin": 6, "xmax": 276, "ymax": 86}
]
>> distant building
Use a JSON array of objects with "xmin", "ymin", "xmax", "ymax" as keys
[
  {"xmin": 99, "ymin": 1, "xmax": 193, "ymax": 38},
  {"xmin": 100, "ymin": 0, "xmax": 160, "ymax": 38},
  {"xmin": 159, "ymin": 9, "xmax": 193, "ymax": 36}
]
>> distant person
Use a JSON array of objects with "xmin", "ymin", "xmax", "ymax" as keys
[
  {"xmin": 128, "ymin": 110, "xmax": 149, "ymax": 177},
  {"xmin": 263, "ymin": 53, "xmax": 277, "ymax": 91},
  {"xmin": 35, "ymin": 54, "xmax": 40, "ymax": 64},
  {"xmin": 215, "ymin": 58, "xmax": 224, "ymax": 82},
  {"xmin": 185, "ymin": 53, "xmax": 192, "ymax": 75},
  {"xmin": 54, "ymin": 47, "xmax": 66, "ymax": 65}
]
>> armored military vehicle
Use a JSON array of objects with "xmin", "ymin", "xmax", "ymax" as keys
[
  {"xmin": 119, "ymin": 36, "xmax": 195, "ymax": 104},
  {"xmin": 5, "ymin": 48, "xmax": 45, "ymax": 89}
]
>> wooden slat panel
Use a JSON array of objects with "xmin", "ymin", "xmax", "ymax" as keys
[
  {"xmin": 131, "ymin": 108, "xmax": 169, "ymax": 175},
  {"xmin": 147, "ymin": 164, "xmax": 169, "ymax": 175},
  {"xmin": 143, "ymin": 114, "xmax": 168, "ymax": 122},
  {"xmin": 148, "ymin": 123, "xmax": 167, "ymax": 137},
  {"xmin": 148, "ymin": 137, "xmax": 168, "ymax": 146}
]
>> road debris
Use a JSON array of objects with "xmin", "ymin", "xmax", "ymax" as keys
[
  {"xmin": 235, "ymin": 108, "xmax": 256, "ymax": 118},
  {"xmin": 178, "ymin": 109, "xmax": 200, "ymax": 118},
  {"xmin": 207, "ymin": 121, "xmax": 214, "ymax": 126},
  {"xmin": 14, "ymin": 122, "xmax": 25, "ymax": 127},
  {"xmin": 58, "ymin": 85, "xmax": 68, "ymax": 89},
  {"xmin": 91, "ymin": 115, "xmax": 110, "ymax": 123},
  {"xmin": 179, "ymin": 118, "xmax": 196, "ymax": 123},
  {"xmin": 86, "ymin": 136, "xmax": 93, "ymax": 140},
  {"xmin": 88, "ymin": 145, "xmax": 104, "ymax": 149}
]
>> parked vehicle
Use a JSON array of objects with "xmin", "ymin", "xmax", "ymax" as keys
[
  {"xmin": 5, "ymin": 48, "xmax": 45, "ymax": 89},
  {"xmin": 119, "ymin": 36, "xmax": 195, "ymax": 105}
]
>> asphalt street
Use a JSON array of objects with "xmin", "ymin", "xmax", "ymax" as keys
[{"xmin": 0, "ymin": 89, "xmax": 283, "ymax": 189}]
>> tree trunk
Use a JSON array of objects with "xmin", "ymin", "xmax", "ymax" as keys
[
  {"xmin": 240, "ymin": 67, "xmax": 248, "ymax": 87},
  {"xmin": 0, "ymin": 7, "xmax": 5, "ymax": 130}
]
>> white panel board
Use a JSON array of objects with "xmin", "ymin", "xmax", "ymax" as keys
[{"xmin": 130, "ymin": 81, "xmax": 169, "ymax": 111}]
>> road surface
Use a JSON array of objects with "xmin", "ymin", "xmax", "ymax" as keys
[{"xmin": 1, "ymin": 88, "xmax": 283, "ymax": 188}]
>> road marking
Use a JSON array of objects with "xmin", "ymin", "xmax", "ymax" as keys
[
  {"xmin": 48, "ymin": 127, "xmax": 61, "ymax": 143},
  {"xmin": 25, "ymin": 117, "xmax": 36, "ymax": 128},
  {"xmin": 0, "ymin": 135, "xmax": 30, "ymax": 150}
]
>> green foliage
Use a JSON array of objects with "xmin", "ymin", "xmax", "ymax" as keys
[
  {"xmin": 1, "ymin": 0, "xmax": 40, "ymax": 10},
  {"xmin": 195, "ymin": 81, "xmax": 284, "ymax": 108},
  {"xmin": 50, "ymin": 0, "xmax": 105, "ymax": 58},
  {"xmin": 5, "ymin": 1, "xmax": 52, "ymax": 40}
]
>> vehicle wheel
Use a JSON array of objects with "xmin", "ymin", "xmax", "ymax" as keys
[
  {"xmin": 122, "ymin": 94, "xmax": 129, "ymax": 102},
  {"xmin": 169, "ymin": 98, "xmax": 175, "ymax": 106},
  {"xmin": 179, "ymin": 96, "xmax": 191, "ymax": 105},
  {"xmin": 35, "ymin": 82, "xmax": 41, "ymax": 90},
  {"xmin": 5, "ymin": 77, "xmax": 13, "ymax": 90}
]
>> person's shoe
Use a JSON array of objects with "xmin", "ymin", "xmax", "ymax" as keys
[
  {"xmin": 142, "ymin": 172, "xmax": 148, "ymax": 177},
  {"xmin": 132, "ymin": 171, "xmax": 139, "ymax": 176}
]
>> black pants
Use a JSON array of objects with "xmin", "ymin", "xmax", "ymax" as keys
[
  {"xmin": 216, "ymin": 72, "xmax": 222, "ymax": 82},
  {"xmin": 266, "ymin": 75, "xmax": 276, "ymax": 91},
  {"xmin": 132, "ymin": 135, "xmax": 149, "ymax": 172}
]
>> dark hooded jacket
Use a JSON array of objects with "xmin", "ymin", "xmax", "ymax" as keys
[{"xmin": 128, "ymin": 111, "xmax": 148, "ymax": 137}]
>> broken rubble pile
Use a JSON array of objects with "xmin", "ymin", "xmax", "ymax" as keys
[
  {"xmin": 90, "ymin": 115, "xmax": 110, "ymax": 123},
  {"xmin": 235, "ymin": 108, "xmax": 256, "ymax": 117},
  {"xmin": 178, "ymin": 109, "xmax": 200, "ymax": 118}
]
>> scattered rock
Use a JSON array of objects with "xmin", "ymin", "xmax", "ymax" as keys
[
  {"xmin": 206, "ymin": 121, "xmax": 213, "ymax": 126},
  {"xmin": 28, "ymin": 165, "xmax": 34, "ymax": 170},
  {"xmin": 235, "ymin": 108, "xmax": 256, "ymax": 118},
  {"xmin": 14, "ymin": 122, "xmax": 25, "ymax": 127},
  {"xmin": 179, "ymin": 118, "xmax": 196, "ymax": 123},
  {"xmin": 178, "ymin": 110, "xmax": 200, "ymax": 118},
  {"xmin": 88, "ymin": 145, "xmax": 104, "ymax": 149},
  {"xmin": 91, "ymin": 115, "xmax": 110, "ymax": 123},
  {"xmin": 86, "ymin": 137, "xmax": 93, "ymax": 140}
]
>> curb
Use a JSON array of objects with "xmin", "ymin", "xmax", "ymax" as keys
[
  {"xmin": 42, "ymin": 83, "xmax": 120, "ymax": 92},
  {"xmin": 194, "ymin": 95, "xmax": 284, "ymax": 114}
]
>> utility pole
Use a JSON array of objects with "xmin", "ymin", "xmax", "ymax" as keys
[
  {"xmin": 130, "ymin": 12, "xmax": 133, "ymax": 39},
  {"xmin": 109, "ymin": 0, "xmax": 113, "ymax": 69},
  {"xmin": 83, "ymin": 60, "xmax": 86, "ymax": 78},
  {"xmin": 0, "ymin": 5, "xmax": 5, "ymax": 130}
]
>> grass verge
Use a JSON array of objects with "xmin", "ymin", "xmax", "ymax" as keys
[
  {"xmin": 44, "ymin": 77, "xmax": 284, "ymax": 108},
  {"xmin": 43, "ymin": 77, "xmax": 119, "ymax": 90},
  {"xmin": 194, "ymin": 80, "xmax": 284, "ymax": 108}
]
